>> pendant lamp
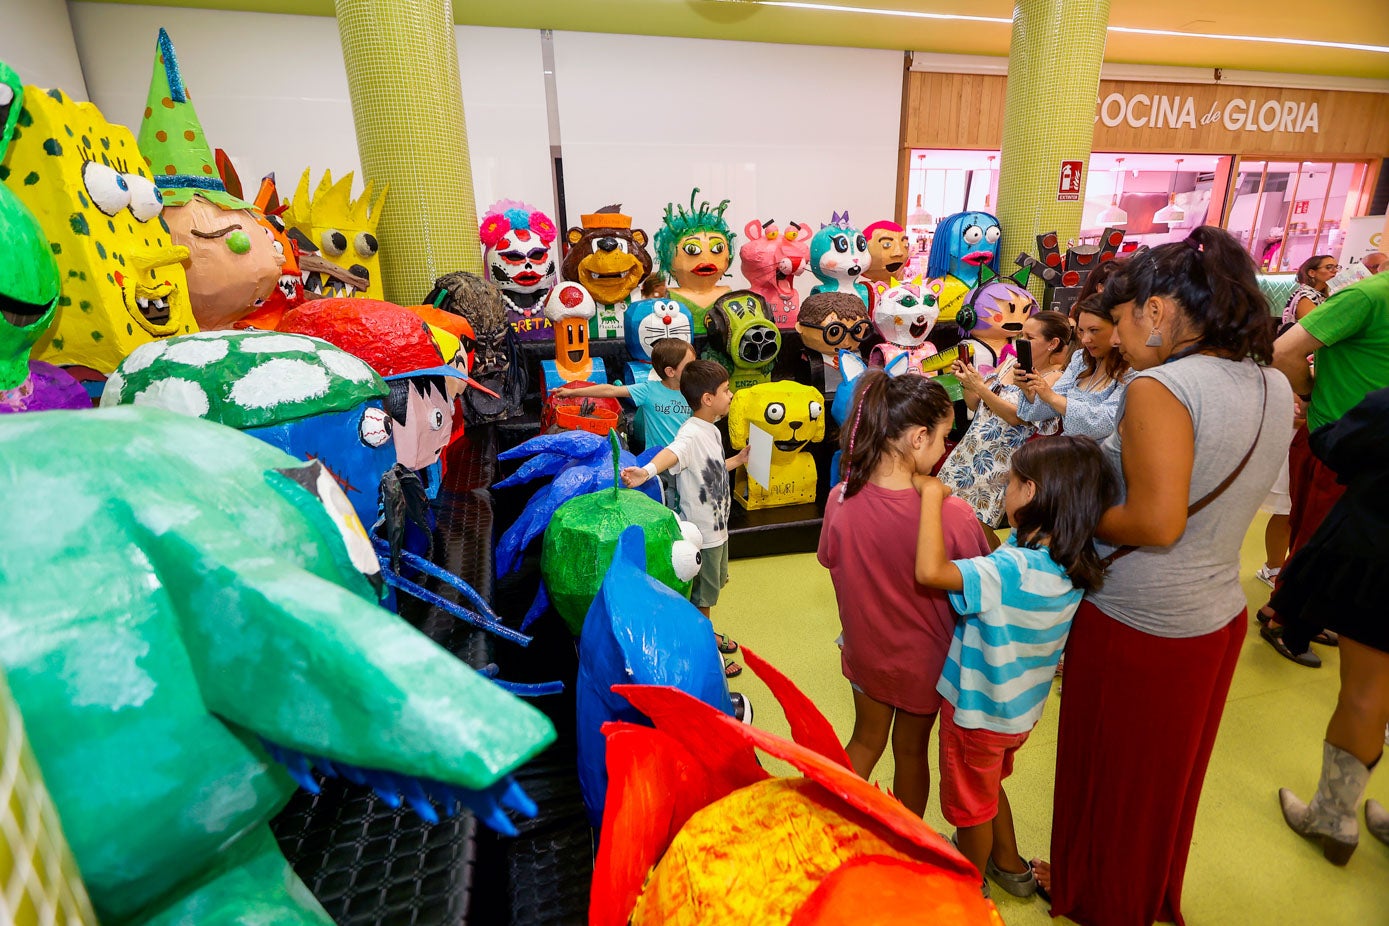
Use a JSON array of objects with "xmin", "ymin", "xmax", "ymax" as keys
[
  {"xmin": 1096, "ymin": 157, "xmax": 1129, "ymax": 226},
  {"xmin": 1153, "ymin": 158, "xmax": 1186, "ymax": 225}
]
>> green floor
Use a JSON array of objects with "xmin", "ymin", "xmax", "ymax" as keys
[{"xmin": 714, "ymin": 512, "xmax": 1388, "ymax": 925}]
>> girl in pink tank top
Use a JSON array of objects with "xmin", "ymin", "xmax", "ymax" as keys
[{"xmin": 818, "ymin": 371, "xmax": 992, "ymax": 817}]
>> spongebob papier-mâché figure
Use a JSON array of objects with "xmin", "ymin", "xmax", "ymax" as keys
[
  {"xmin": 656, "ymin": 188, "xmax": 733, "ymax": 336},
  {"xmin": 138, "ymin": 29, "xmax": 282, "ymax": 330},
  {"xmin": 728, "ymin": 380, "xmax": 825, "ymax": 509},
  {"xmin": 284, "ymin": 168, "xmax": 387, "ymax": 300},
  {"xmin": 0, "ymin": 62, "xmax": 88, "ymax": 413},
  {"xmin": 2, "ymin": 80, "xmax": 195, "ymax": 380}
]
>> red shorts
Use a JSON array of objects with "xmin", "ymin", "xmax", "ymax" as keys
[{"xmin": 938, "ymin": 701, "xmax": 1031, "ymax": 827}]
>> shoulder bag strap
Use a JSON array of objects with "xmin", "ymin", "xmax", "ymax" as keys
[{"xmin": 1102, "ymin": 369, "xmax": 1269, "ymax": 567}]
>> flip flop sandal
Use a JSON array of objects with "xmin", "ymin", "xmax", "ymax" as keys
[
  {"xmin": 724, "ymin": 658, "xmax": 743, "ymax": 679},
  {"xmin": 714, "ymin": 632, "xmax": 739, "ymax": 654},
  {"xmin": 1260, "ymin": 624, "xmax": 1322, "ymax": 668}
]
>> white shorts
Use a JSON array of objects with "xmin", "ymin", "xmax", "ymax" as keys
[{"xmin": 1260, "ymin": 455, "xmax": 1291, "ymax": 516}]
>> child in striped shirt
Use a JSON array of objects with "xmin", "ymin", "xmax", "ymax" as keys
[{"xmin": 915, "ymin": 435, "xmax": 1118, "ymax": 898}]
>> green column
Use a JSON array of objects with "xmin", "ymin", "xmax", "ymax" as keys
[
  {"xmin": 995, "ymin": 0, "xmax": 1110, "ymax": 286},
  {"xmin": 334, "ymin": 0, "xmax": 480, "ymax": 304}
]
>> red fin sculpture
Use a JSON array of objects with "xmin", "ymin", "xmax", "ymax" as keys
[{"xmin": 593, "ymin": 648, "xmax": 1001, "ymax": 925}]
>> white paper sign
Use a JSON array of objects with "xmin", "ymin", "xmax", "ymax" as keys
[{"xmin": 747, "ymin": 423, "xmax": 774, "ymax": 489}]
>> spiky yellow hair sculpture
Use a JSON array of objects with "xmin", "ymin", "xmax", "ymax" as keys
[{"xmin": 283, "ymin": 168, "xmax": 388, "ymax": 299}]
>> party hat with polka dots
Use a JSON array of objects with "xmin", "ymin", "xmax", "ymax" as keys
[{"xmin": 137, "ymin": 28, "xmax": 252, "ymax": 210}]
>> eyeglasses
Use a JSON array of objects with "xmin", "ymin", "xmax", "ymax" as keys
[
  {"xmin": 1320, "ymin": 264, "xmax": 1341, "ymax": 272},
  {"xmin": 799, "ymin": 319, "xmax": 873, "ymax": 346}
]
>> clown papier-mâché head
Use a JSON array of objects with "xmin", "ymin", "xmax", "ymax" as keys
[
  {"xmin": 545, "ymin": 281, "xmax": 597, "ymax": 384},
  {"xmin": 138, "ymin": 29, "xmax": 283, "ymax": 330},
  {"xmin": 809, "ymin": 211, "xmax": 871, "ymax": 307},
  {"xmin": 656, "ymin": 188, "xmax": 734, "ymax": 329},
  {"xmin": 863, "ymin": 220, "xmax": 910, "ymax": 283},
  {"xmin": 738, "ymin": 218, "xmax": 811, "ymax": 329},
  {"xmin": 927, "ymin": 211, "xmax": 1001, "ymax": 290},
  {"xmin": 479, "ymin": 199, "xmax": 559, "ymax": 341},
  {"xmin": 562, "ymin": 205, "xmax": 651, "ymax": 340}
]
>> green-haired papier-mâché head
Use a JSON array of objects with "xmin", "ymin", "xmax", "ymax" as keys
[{"xmin": 655, "ymin": 188, "xmax": 734, "ymax": 273}]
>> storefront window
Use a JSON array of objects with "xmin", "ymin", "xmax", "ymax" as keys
[
  {"xmin": 1227, "ymin": 160, "xmax": 1373, "ymax": 272},
  {"xmin": 903, "ymin": 149, "xmax": 1001, "ymax": 273},
  {"xmin": 905, "ymin": 148, "xmax": 1375, "ymax": 274},
  {"xmin": 1081, "ymin": 153, "xmax": 1226, "ymax": 249}
]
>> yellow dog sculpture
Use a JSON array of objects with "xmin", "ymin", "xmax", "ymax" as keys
[{"xmin": 728, "ymin": 381, "xmax": 825, "ymax": 509}]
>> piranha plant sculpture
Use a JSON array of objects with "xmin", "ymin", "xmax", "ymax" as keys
[
  {"xmin": 0, "ymin": 63, "xmax": 87, "ymax": 413},
  {"xmin": 494, "ymin": 431, "xmax": 699, "ymax": 634},
  {"xmin": 728, "ymin": 380, "xmax": 826, "ymax": 509},
  {"xmin": 590, "ymin": 649, "xmax": 1003, "ymax": 926},
  {"xmin": 577, "ymin": 525, "xmax": 730, "ymax": 828},
  {"xmin": 656, "ymin": 188, "xmax": 734, "ymax": 335},
  {"xmin": 0, "ymin": 407, "xmax": 556, "ymax": 925}
]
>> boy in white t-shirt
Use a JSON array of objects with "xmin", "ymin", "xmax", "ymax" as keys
[{"xmin": 622, "ymin": 360, "xmax": 749, "ymax": 675}]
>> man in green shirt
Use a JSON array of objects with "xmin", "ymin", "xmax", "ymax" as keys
[{"xmin": 1263, "ymin": 272, "xmax": 1389, "ymax": 666}]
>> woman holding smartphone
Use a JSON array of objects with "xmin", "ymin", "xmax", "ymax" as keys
[
  {"xmin": 937, "ymin": 310, "xmax": 1072, "ymax": 546},
  {"xmin": 1015, "ymin": 296, "xmax": 1135, "ymax": 441}
]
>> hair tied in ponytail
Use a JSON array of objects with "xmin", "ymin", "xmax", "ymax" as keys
[{"xmin": 839, "ymin": 375, "xmax": 876, "ymax": 503}]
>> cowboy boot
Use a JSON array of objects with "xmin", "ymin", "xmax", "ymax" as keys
[
  {"xmin": 1279, "ymin": 741, "xmax": 1372, "ymax": 865},
  {"xmin": 1366, "ymin": 799, "xmax": 1389, "ymax": 848}
]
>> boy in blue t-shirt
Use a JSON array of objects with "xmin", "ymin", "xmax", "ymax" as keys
[
  {"xmin": 555, "ymin": 338, "xmax": 694, "ymax": 450},
  {"xmin": 913, "ymin": 436, "xmax": 1117, "ymax": 899}
]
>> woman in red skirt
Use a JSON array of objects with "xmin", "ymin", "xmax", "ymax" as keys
[{"xmin": 1031, "ymin": 228, "xmax": 1293, "ymax": 926}]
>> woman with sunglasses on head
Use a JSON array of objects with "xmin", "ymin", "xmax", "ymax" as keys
[
  {"xmin": 1015, "ymin": 295, "xmax": 1135, "ymax": 442},
  {"xmin": 1030, "ymin": 227, "xmax": 1293, "ymax": 926},
  {"xmin": 936, "ymin": 311, "xmax": 1072, "ymax": 548},
  {"xmin": 1284, "ymin": 254, "xmax": 1338, "ymax": 328}
]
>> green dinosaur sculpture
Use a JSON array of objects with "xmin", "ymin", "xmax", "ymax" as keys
[{"xmin": 0, "ymin": 406, "xmax": 556, "ymax": 925}]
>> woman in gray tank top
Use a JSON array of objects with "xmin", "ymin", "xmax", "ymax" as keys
[{"xmin": 1034, "ymin": 228, "xmax": 1293, "ymax": 926}]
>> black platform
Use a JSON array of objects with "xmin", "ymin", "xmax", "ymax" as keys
[{"xmin": 271, "ymin": 427, "xmax": 593, "ymax": 925}]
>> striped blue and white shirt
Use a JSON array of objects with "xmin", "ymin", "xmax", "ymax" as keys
[{"xmin": 937, "ymin": 534, "xmax": 1082, "ymax": 734}]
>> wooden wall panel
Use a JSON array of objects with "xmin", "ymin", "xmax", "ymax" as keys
[{"xmin": 902, "ymin": 71, "xmax": 1389, "ymax": 159}]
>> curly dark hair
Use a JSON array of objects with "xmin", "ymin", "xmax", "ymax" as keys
[
  {"xmin": 1009, "ymin": 435, "xmax": 1120, "ymax": 592},
  {"xmin": 1100, "ymin": 226, "xmax": 1274, "ymax": 363}
]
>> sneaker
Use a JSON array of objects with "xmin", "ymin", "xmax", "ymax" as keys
[
  {"xmin": 1255, "ymin": 564, "xmax": 1281, "ymax": 588},
  {"xmin": 730, "ymin": 692, "xmax": 753, "ymax": 725}
]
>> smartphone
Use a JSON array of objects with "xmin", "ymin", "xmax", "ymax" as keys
[
  {"xmin": 960, "ymin": 342, "xmax": 974, "ymax": 365},
  {"xmin": 1015, "ymin": 339, "xmax": 1034, "ymax": 374}
]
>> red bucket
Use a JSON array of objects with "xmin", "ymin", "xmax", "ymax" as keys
[{"xmin": 554, "ymin": 404, "xmax": 619, "ymax": 435}]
